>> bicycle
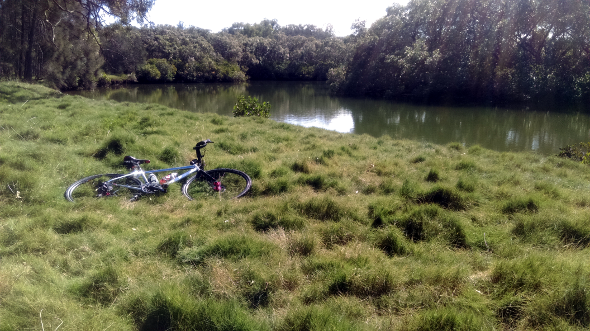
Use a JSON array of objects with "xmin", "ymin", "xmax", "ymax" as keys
[{"xmin": 64, "ymin": 139, "xmax": 251, "ymax": 202}]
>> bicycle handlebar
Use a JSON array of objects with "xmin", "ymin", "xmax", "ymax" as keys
[
  {"xmin": 193, "ymin": 139, "xmax": 213, "ymax": 163},
  {"xmin": 193, "ymin": 139, "xmax": 213, "ymax": 150}
]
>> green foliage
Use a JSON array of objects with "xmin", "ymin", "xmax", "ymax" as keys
[
  {"xmin": 332, "ymin": 0, "xmax": 590, "ymax": 107},
  {"xmin": 0, "ymin": 0, "xmax": 152, "ymax": 86},
  {"xmin": 233, "ymin": 95, "xmax": 271, "ymax": 118},
  {"xmin": 97, "ymin": 22, "xmax": 343, "ymax": 85},
  {"xmin": 557, "ymin": 142, "xmax": 590, "ymax": 164},
  {"xmin": 137, "ymin": 59, "xmax": 177, "ymax": 82},
  {"xmin": 137, "ymin": 63, "xmax": 161, "ymax": 82}
]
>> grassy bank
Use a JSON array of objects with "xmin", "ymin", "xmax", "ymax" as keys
[{"xmin": 1, "ymin": 81, "xmax": 590, "ymax": 330}]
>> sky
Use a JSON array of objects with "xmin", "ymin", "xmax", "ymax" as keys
[{"xmin": 144, "ymin": 0, "xmax": 410, "ymax": 37}]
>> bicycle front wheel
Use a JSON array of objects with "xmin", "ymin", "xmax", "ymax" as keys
[
  {"xmin": 64, "ymin": 174, "xmax": 142, "ymax": 202},
  {"xmin": 182, "ymin": 168, "xmax": 251, "ymax": 201}
]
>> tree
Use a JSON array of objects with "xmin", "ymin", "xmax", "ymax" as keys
[
  {"xmin": 0, "ymin": 0, "xmax": 154, "ymax": 88},
  {"xmin": 331, "ymin": 0, "xmax": 590, "ymax": 107}
]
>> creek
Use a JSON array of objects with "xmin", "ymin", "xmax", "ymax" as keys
[{"xmin": 69, "ymin": 81, "xmax": 590, "ymax": 155}]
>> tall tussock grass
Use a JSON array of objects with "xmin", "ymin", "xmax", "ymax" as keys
[{"xmin": 1, "ymin": 82, "xmax": 590, "ymax": 330}]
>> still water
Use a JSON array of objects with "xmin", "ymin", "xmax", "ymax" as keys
[{"xmin": 70, "ymin": 81, "xmax": 590, "ymax": 155}]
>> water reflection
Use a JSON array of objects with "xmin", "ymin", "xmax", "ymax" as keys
[
  {"xmin": 69, "ymin": 82, "xmax": 590, "ymax": 155},
  {"xmin": 284, "ymin": 109, "xmax": 354, "ymax": 133}
]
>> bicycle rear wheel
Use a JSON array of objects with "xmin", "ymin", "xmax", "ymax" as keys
[
  {"xmin": 182, "ymin": 168, "xmax": 251, "ymax": 201},
  {"xmin": 64, "ymin": 174, "xmax": 142, "ymax": 202}
]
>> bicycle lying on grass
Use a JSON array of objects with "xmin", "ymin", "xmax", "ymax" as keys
[{"xmin": 65, "ymin": 139, "xmax": 251, "ymax": 202}]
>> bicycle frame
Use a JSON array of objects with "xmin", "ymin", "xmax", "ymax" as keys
[{"xmin": 109, "ymin": 163, "xmax": 202, "ymax": 192}]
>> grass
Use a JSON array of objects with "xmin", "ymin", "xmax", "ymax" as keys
[{"xmin": 1, "ymin": 82, "xmax": 590, "ymax": 330}]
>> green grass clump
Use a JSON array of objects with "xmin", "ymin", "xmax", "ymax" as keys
[
  {"xmin": 2, "ymin": 82, "xmax": 590, "ymax": 330},
  {"xmin": 299, "ymin": 196, "xmax": 350, "ymax": 221},
  {"xmin": 374, "ymin": 227, "xmax": 411, "ymax": 256},
  {"xmin": 179, "ymin": 234, "xmax": 276, "ymax": 265},
  {"xmin": 71, "ymin": 266, "xmax": 125, "ymax": 305},
  {"xmin": 425, "ymin": 168, "xmax": 440, "ymax": 182},
  {"xmin": 501, "ymin": 197, "xmax": 539, "ymax": 214},
  {"xmin": 417, "ymin": 186, "xmax": 467, "ymax": 210},
  {"xmin": 124, "ymin": 288, "xmax": 264, "ymax": 330},
  {"xmin": 250, "ymin": 210, "xmax": 305, "ymax": 231}
]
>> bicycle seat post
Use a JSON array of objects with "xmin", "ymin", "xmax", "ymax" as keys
[{"xmin": 193, "ymin": 139, "xmax": 213, "ymax": 167}]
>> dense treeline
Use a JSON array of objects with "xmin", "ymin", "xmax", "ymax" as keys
[
  {"xmin": 1, "ymin": 0, "xmax": 590, "ymax": 108},
  {"xmin": 330, "ymin": 0, "xmax": 590, "ymax": 107},
  {"xmin": 99, "ymin": 20, "xmax": 348, "ymax": 83}
]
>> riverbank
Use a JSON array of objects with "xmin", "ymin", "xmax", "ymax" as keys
[{"xmin": 1, "ymin": 82, "xmax": 590, "ymax": 330}]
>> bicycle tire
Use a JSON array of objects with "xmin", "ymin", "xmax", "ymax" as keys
[
  {"xmin": 64, "ymin": 174, "xmax": 142, "ymax": 202},
  {"xmin": 182, "ymin": 168, "xmax": 251, "ymax": 201}
]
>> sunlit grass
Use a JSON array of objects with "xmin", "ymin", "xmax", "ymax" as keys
[{"xmin": 1, "ymin": 82, "xmax": 590, "ymax": 330}]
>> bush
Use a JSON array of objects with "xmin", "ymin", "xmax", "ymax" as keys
[
  {"xmin": 137, "ymin": 58, "xmax": 177, "ymax": 83},
  {"xmin": 233, "ymin": 95, "xmax": 271, "ymax": 118},
  {"xmin": 137, "ymin": 63, "xmax": 161, "ymax": 82},
  {"xmin": 557, "ymin": 142, "xmax": 590, "ymax": 164}
]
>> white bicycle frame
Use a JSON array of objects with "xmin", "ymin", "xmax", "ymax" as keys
[{"xmin": 108, "ymin": 163, "xmax": 203, "ymax": 192}]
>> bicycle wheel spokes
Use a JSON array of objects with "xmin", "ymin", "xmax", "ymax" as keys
[
  {"xmin": 65, "ymin": 174, "xmax": 141, "ymax": 202},
  {"xmin": 182, "ymin": 168, "xmax": 251, "ymax": 201}
]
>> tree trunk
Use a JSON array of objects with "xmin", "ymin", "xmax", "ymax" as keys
[
  {"xmin": 20, "ymin": 4, "xmax": 25, "ymax": 78},
  {"xmin": 23, "ymin": 5, "xmax": 36, "ymax": 81}
]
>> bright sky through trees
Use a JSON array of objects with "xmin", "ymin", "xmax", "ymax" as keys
[{"xmin": 145, "ymin": 0, "xmax": 409, "ymax": 36}]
